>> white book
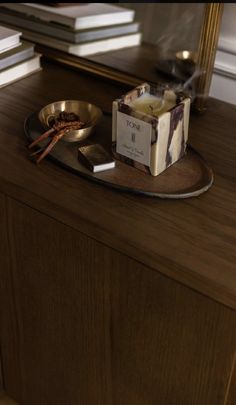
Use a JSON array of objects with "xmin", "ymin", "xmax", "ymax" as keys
[
  {"xmin": 0, "ymin": 8, "xmax": 140, "ymax": 44},
  {"xmin": 0, "ymin": 25, "xmax": 21, "ymax": 52},
  {"xmin": 0, "ymin": 52, "xmax": 41, "ymax": 87},
  {"xmin": 2, "ymin": 3, "xmax": 135, "ymax": 30},
  {"xmin": 9, "ymin": 25, "xmax": 142, "ymax": 57},
  {"xmin": 0, "ymin": 40, "xmax": 34, "ymax": 70}
]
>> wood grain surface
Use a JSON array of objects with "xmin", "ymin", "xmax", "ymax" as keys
[
  {"xmin": 0, "ymin": 393, "xmax": 19, "ymax": 405},
  {"xmin": 88, "ymin": 42, "xmax": 170, "ymax": 84},
  {"xmin": 224, "ymin": 351, "xmax": 236, "ymax": 405},
  {"xmin": 0, "ymin": 61, "xmax": 235, "ymax": 312},
  {"xmin": 1, "ymin": 195, "xmax": 236, "ymax": 405},
  {"xmin": 0, "ymin": 194, "xmax": 22, "ymax": 403},
  {"xmin": 36, "ymin": 44, "xmax": 164, "ymax": 88}
]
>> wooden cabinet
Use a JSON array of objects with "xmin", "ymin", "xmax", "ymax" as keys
[
  {"xmin": 1, "ymin": 194, "xmax": 236, "ymax": 405},
  {"xmin": 0, "ymin": 63, "xmax": 236, "ymax": 404}
]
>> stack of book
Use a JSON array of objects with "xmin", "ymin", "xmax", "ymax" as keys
[
  {"xmin": 0, "ymin": 3, "xmax": 142, "ymax": 57},
  {"xmin": 0, "ymin": 25, "xmax": 41, "ymax": 88}
]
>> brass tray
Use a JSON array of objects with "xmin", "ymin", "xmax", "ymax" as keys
[{"xmin": 24, "ymin": 112, "xmax": 214, "ymax": 199}]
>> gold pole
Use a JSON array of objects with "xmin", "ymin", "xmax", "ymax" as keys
[{"xmin": 194, "ymin": 3, "xmax": 224, "ymax": 112}]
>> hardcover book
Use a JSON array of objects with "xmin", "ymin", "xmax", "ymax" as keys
[
  {"xmin": 78, "ymin": 144, "xmax": 115, "ymax": 173},
  {"xmin": 1, "ymin": 23, "xmax": 142, "ymax": 57},
  {"xmin": 0, "ymin": 52, "xmax": 41, "ymax": 88},
  {"xmin": 0, "ymin": 25, "xmax": 21, "ymax": 53},
  {"xmin": 2, "ymin": 3, "xmax": 135, "ymax": 30},
  {"xmin": 0, "ymin": 40, "xmax": 34, "ymax": 70},
  {"xmin": 0, "ymin": 8, "xmax": 140, "ymax": 44}
]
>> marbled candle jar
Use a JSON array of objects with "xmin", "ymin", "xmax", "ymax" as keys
[{"xmin": 112, "ymin": 82, "xmax": 191, "ymax": 176}]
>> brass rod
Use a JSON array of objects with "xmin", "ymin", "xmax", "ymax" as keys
[{"xmin": 194, "ymin": 4, "xmax": 224, "ymax": 112}]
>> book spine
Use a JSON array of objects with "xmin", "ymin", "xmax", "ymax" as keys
[{"xmin": 0, "ymin": 46, "xmax": 34, "ymax": 70}]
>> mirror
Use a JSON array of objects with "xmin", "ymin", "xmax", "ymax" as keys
[
  {"xmin": 38, "ymin": 3, "xmax": 223, "ymax": 111},
  {"xmin": 0, "ymin": 2, "xmax": 223, "ymax": 110},
  {"xmin": 83, "ymin": 3, "xmax": 223, "ymax": 111},
  {"xmin": 87, "ymin": 3, "xmax": 205, "ymax": 85}
]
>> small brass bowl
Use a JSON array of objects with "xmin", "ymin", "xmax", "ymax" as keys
[
  {"xmin": 38, "ymin": 100, "xmax": 103, "ymax": 142},
  {"xmin": 175, "ymin": 50, "xmax": 197, "ymax": 64}
]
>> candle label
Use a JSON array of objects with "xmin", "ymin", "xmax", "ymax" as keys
[{"xmin": 116, "ymin": 111, "xmax": 152, "ymax": 166}]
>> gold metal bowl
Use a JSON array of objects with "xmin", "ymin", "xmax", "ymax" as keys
[
  {"xmin": 175, "ymin": 50, "xmax": 197, "ymax": 64},
  {"xmin": 38, "ymin": 100, "xmax": 103, "ymax": 142}
]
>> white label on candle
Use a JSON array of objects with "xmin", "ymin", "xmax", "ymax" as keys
[{"xmin": 116, "ymin": 111, "xmax": 152, "ymax": 166}]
